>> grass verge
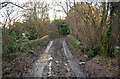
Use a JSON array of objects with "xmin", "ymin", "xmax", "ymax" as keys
[{"xmin": 66, "ymin": 35, "xmax": 119, "ymax": 77}]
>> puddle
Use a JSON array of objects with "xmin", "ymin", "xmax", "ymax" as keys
[
  {"xmin": 40, "ymin": 53, "xmax": 53, "ymax": 63},
  {"xmin": 40, "ymin": 53, "xmax": 50, "ymax": 58},
  {"xmin": 40, "ymin": 53, "xmax": 51, "ymax": 63},
  {"xmin": 29, "ymin": 41, "xmax": 53, "ymax": 77}
]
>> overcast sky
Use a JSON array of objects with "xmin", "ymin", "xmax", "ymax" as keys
[
  {"xmin": 0, "ymin": 0, "xmax": 68, "ymax": 21},
  {"xmin": 0, "ymin": 0, "xmax": 119, "ymax": 23},
  {"xmin": 0, "ymin": 0, "xmax": 91, "ymax": 22}
]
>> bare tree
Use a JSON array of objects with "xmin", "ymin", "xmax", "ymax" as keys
[
  {"xmin": 0, "ymin": 1, "xmax": 24, "ymax": 27},
  {"xmin": 22, "ymin": 0, "xmax": 50, "ymax": 37},
  {"xmin": 0, "ymin": 1, "xmax": 25, "ymax": 10},
  {"xmin": 66, "ymin": 2, "xmax": 102, "ymax": 50},
  {"xmin": 53, "ymin": 0, "xmax": 72, "ymax": 16},
  {"xmin": 23, "ymin": 0, "xmax": 49, "ymax": 20}
]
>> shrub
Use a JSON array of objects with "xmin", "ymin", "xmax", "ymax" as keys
[
  {"xmin": 8, "ymin": 52, "xmax": 25, "ymax": 59},
  {"xmin": 51, "ymin": 19, "xmax": 69, "ymax": 35},
  {"xmin": 85, "ymin": 50, "xmax": 95, "ymax": 58},
  {"xmin": 66, "ymin": 35, "xmax": 80, "ymax": 50},
  {"xmin": 112, "ymin": 46, "xmax": 120, "ymax": 57},
  {"xmin": 21, "ymin": 35, "xmax": 49, "ymax": 51},
  {"xmin": 112, "ymin": 46, "xmax": 120, "ymax": 63}
]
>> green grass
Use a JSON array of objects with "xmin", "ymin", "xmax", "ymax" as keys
[
  {"xmin": 66, "ymin": 35, "xmax": 94, "ymax": 58},
  {"xmin": 66, "ymin": 35, "xmax": 81, "ymax": 51}
]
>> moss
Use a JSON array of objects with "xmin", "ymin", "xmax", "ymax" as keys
[{"xmin": 41, "ymin": 35, "xmax": 49, "ymax": 40}]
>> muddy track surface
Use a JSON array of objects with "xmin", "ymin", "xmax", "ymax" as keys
[{"xmin": 25, "ymin": 38, "xmax": 89, "ymax": 77}]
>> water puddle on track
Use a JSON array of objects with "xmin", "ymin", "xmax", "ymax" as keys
[{"xmin": 29, "ymin": 41, "xmax": 53, "ymax": 77}]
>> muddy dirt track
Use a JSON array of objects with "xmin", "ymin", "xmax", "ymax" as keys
[{"xmin": 23, "ymin": 38, "xmax": 90, "ymax": 77}]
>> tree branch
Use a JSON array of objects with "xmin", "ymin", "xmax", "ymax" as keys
[{"xmin": 0, "ymin": 2, "xmax": 25, "ymax": 10}]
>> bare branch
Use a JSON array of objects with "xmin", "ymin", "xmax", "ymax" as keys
[{"xmin": 0, "ymin": 2, "xmax": 25, "ymax": 10}]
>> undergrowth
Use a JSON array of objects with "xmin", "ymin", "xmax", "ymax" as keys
[{"xmin": 2, "ymin": 35, "xmax": 50, "ymax": 77}]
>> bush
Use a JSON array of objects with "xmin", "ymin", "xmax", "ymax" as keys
[
  {"xmin": 66, "ymin": 35, "xmax": 81, "ymax": 50},
  {"xmin": 21, "ymin": 35, "xmax": 49, "ymax": 51},
  {"xmin": 2, "ymin": 33, "xmax": 49, "ymax": 61},
  {"xmin": 8, "ymin": 52, "xmax": 25, "ymax": 59},
  {"xmin": 112, "ymin": 46, "xmax": 120, "ymax": 63},
  {"xmin": 85, "ymin": 50, "xmax": 95, "ymax": 58},
  {"xmin": 112, "ymin": 46, "xmax": 120, "ymax": 57},
  {"xmin": 2, "ymin": 30, "xmax": 20, "ymax": 60},
  {"xmin": 66, "ymin": 35, "xmax": 96, "ymax": 58},
  {"xmin": 51, "ymin": 19, "xmax": 69, "ymax": 35}
]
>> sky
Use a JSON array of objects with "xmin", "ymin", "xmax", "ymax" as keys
[
  {"xmin": 0, "ymin": 0, "xmax": 119, "ymax": 23},
  {"xmin": 0, "ymin": 0, "xmax": 67, "ymax": 21}
]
